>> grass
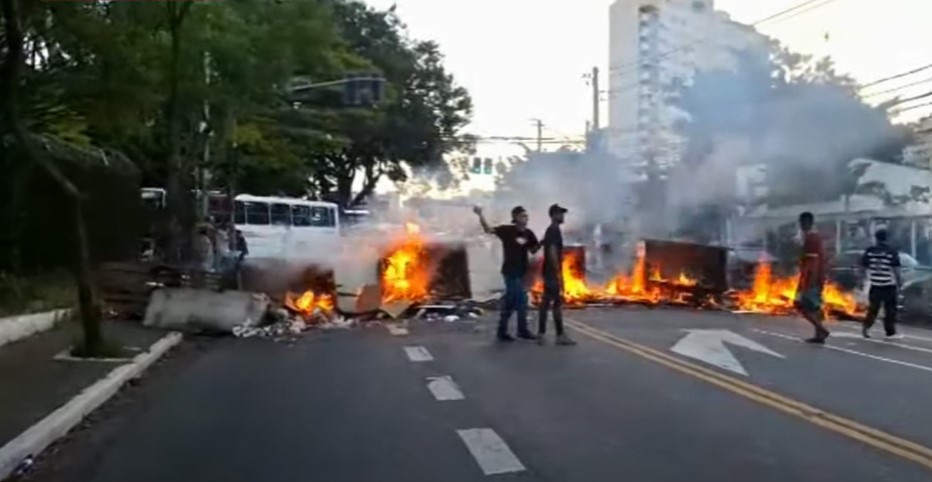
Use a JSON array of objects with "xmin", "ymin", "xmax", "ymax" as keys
[{"xmin": 0, "ymin": 271, "xmax": 77, "ymax": 318}]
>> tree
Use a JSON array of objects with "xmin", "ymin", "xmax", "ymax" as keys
[
  {"xmin": 1, "ymin": 0, "xmax": 107, "ymax": 355},
  {"xmin": 308, "ymin": 1, "xmax": 473, "ymax": 207}
]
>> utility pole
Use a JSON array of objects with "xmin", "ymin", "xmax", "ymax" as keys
[
  {"xmin": 532, "ymin": 118, "xmax": 543, "ymax": 152},
  {"xmin": 591, "ymin": 66, "xmax": 600, "ymax": 131}
]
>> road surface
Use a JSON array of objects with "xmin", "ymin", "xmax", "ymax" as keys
[{"xmin": 21, "ymin": 308, "xmax": 932, "ymax": 482}]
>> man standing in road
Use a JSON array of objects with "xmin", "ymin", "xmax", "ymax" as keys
[
  {"xmin": 796, "ymin": 212, "xmax": 830, "ymax": 344},
  {"xmin": 474, "ymin": 205, "xmax": 540, "ymax": 342},
  {"xmin": 538, "ymin": 204, "xmax": 576, "ymax": 346},
  {"xmin": 861, "ymin": 229, "xmax": 903, "ymax": 339}
]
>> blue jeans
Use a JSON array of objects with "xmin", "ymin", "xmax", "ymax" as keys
[{"xmin": 499, "ymin": 273, "xmax": 529, "ymax": 336}]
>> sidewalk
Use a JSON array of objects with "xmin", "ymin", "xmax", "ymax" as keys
[{"xmin": 0, "ymin": 320, "xmax": 166, "ymax": 455}]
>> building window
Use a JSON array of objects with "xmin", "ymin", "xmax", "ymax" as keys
[{"xmin": 692, "ymin": 1, "xmax": 705, "ymax": 12}]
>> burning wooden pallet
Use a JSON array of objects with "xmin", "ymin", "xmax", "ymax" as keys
[{"xmin": 377, "ymin": 241, "xmax": 472, "ymax": 303}]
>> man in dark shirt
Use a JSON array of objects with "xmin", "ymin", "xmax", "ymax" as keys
[
  {"xmin": 538, "ymin": 204, "xmax": 576, "ymax": 345},
  {"xmin": 860, "ymin": 229, "xmax": 903, "ymax": 339},
  {"xmin": 474, "ymin": 205, "xmax": 540, "ymax": 342}
]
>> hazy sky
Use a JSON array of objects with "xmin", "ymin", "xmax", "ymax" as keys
[{"xmin": 363, "ymin": 0, "xmax": 932, "ymax": 140}]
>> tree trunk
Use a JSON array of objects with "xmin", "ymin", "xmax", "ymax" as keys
[
  {"xmin": 164, "ymin": 2, "xmax": 193, "ymax": 263},
  {"xmin": 1, "ymin": 0, "xmax": 105, "ymax": 354},
  {"xmin": 335, "ymin": 170, "xmax": 355, "ymax": 208},
  {"xmin": 73, "ymin": 201, "xmax": 103, "ymax": 354}
]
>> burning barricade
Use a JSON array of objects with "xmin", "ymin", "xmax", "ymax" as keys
[
  {"xmin": 530, "ymin": 239, "xmax": 863, "ymax": 320},
  {"xmin": 375, "ymin": 223, "xmax": 480, "ymax": 321}
]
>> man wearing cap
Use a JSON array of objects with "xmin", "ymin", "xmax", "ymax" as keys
[
  {"xmin": 473, "ymin": 205, "xmax": 540, "ymax": 342},
  {"xmin": 538, "ymin": 204, "xmax": 576, "ymax": 345}
]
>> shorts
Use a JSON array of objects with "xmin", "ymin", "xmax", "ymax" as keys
[{"xmin": 795, "ymin": 287, "xmax": 823, "ymax": 313}]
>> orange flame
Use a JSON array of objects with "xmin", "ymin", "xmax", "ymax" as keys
[
  {"xmin": 532, "ymin": 249, "xmax": 860, "ymax": 318},
  {"xmin": 381, "ymin": 223, "xmax": 431, "ymax": 303},
  {"xmin": 734, "ymin": 258, "xmax": 860, "ymax": 317},
  {"xmin": 285, "ymin": 289, "xmax": 335, "ymax": 315}
]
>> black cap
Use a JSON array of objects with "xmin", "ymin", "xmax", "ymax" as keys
[{"xmin": 548, "ymin": 204, "xmax": 568, "ymax": 216}]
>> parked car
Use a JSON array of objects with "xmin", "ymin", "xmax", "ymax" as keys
[{"xmin": 830, "ymin": 249, "xmax": 932, "ymax": 322}]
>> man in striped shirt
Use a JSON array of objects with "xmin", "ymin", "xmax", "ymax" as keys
[{"xmin": 860, "ymin": 229, "xmax": 902, "ymax": 339}]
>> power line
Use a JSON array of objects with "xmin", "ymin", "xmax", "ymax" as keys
[
  {"xmin": 893, "ymin": 101, "xmax": 932, "ymax": 115},
  {"xmin": 749, "ymin": 0, "xmax": 834, "ymax": 26},
  {"xmin": 608, "ymin": 0, "xmax": 841, "ymax": 75},
  {"xmin": 860, "ymin": 63, "xmax": 932, "ymax": 89},
  {"xmin": 861, "ymin": 75, "xmax": 932, "ymax": 99},
  {"xmin": 755, "ymin": 0, "xmax": 839, "ymax": 26}
]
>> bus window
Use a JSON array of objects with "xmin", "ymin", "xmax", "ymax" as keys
[
  {"xmin": 234, "ymin": 201, "xmax": 246, "ymax": 224},
  {"xmin": 271, "ymin": 203, "xmax": 292, "ymax": 226},
  {"xmin": 309, "ymin": 206, "xmax": 336, "ymax": 227},
  {"xmin": 292, "ymin": 205, "xmax": 311, "ymax": 227},
  {"xmin": 245, "ymin": 202, "xmax": 270, "ymax": 225}
]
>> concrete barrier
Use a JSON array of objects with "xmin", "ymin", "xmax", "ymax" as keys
[
  {"xmin": 143, "ymin": 289, "xmax": 269, "ymax": 334},
  {"xmin": 0, "ymin": 309, "xmax": 71, "ymax": 349}
]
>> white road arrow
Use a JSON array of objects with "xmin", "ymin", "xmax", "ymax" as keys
[{"xmin": 670, "ymin": 329, "xmax": 784, "ymax": 376}]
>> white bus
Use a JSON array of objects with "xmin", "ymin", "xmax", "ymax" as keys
[{"xmin": 232, "ymin": 194, "xmax": 341, "ymax": 261}]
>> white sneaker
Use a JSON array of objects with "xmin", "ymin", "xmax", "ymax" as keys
[{"xmin": 885, "ymin": 334, "xmax": 905, "ymax": 340}]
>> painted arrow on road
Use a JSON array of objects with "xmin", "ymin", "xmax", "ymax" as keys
[{"xmin": 670, "ymin": 329, "xmax": 784, "ymax": 376}]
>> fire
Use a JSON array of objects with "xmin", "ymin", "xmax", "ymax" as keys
[
  {"xmin": 284, "ymin": 289, "xmax": 335, "ymax": 315},
  {"xmin": 534, "ymin": 250, "xmax": 698, "ymax": 305},
  {"xmin": 532, "ymin": 249, "xmax": 860, "ymax": 319},
  {"xmin": 734, "ymin": 260, "xmax": 860, "ymax": 317},
  {"xmin": 381, "ymin": 223, "xmax": 431, "ymax": 303}
]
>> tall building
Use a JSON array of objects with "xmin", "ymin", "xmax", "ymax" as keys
[
  {"xmin": 607, "ymin": 0, "xmax": 769, "ymax": 175},
  {"xmin": 903, "ymin": 115, "xmax": 932, "ymax": 169}
]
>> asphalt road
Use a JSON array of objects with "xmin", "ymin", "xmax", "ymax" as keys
[{"xmin": 19, "ymin": 308, "xmax": 932, "ymax": 482}]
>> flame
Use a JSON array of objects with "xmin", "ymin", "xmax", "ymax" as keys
[
  {"xmin": 734, "ymin": 258, "xmax": 861, "ymax": 317},
  {"xmin": 532, "ymin": 249, "xmax": 861, "ymax": 319},
  {"xmin": 381, "ymin": 223, "xmax": 431, "ymax": 303},
  {"xmin": 284, "ymin": 289, "xmax": 335, "ymax": 315}
]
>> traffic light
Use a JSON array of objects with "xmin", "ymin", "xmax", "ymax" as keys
[
  {"xmin": 483, "ymin": 158, "xmax": 493, "ymax": 174},
  {"xmin": 342, "ymin": 73, "xmax": 360, "ymax": 105},
  {"xmin": 470, "ymin": 157, "xmax": 482, "ymax": 174},
  {"xmin": 342, "ymin": 73, "xmax": 384, "ymax": 106}
]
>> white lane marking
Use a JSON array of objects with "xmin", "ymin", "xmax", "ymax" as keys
[
  {"xmin": 670, "ymin": 329, "xmax": 783, "ymax": 376},
  {"xmin": 456, "ymin": 428, "xmax": 526, "ymax": 476},
  {"xmin": 387, "ymin": 324, "xmax": 409, "ymax": 336},
  {"xmin": 754, "ymin": 329, "xmax": 932, "ymax": 374},
  {"xmin": 403, "ymin": 346, "xmax": 433, "ymax": 362},
  {"xmin": 426, "ymin": 376, "xmax": 465, "ymax": 401},
  {"xmin": 832, "ymin": 332, "xmax": 932, "ymax": 356}
]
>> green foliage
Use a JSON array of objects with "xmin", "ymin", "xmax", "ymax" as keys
[{"xmin": 0, "ymin": 272, "xmax": 76, "ymax": 317}]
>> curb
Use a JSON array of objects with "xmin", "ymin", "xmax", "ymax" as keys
[
  {"xmin": 0, "ymin": 331, "xmax": 183, "ymax": 480},
  {"xmin": 0, "ymin": 310, "xmax": 71, "ymax": 350}
]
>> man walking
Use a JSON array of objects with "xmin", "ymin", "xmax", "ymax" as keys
[
  {"xmin": 538, "ymin": 204, "xmax": 576, "ymax": 345},
  {"xmin": 474, "ymin": 205, "xmax": 540, "ymax": 342},
  {"xmin": 795, "ymin": 212, "xmax": 830, "ymax": 344},
  {"xmin": 861, "ymin": 229, "xmax": 903, "ymax": 339}
]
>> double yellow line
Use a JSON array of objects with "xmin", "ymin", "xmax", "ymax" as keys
[{"xmin": 568, "ymin": 319, "xmax": 932, "ymax": 470}]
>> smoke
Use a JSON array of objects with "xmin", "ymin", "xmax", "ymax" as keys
[{"xmin": 662, "ymin": 54, "xmax": 907, "ymax": 244}]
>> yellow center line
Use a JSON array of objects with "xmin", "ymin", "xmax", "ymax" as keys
[{"xmin": 567, "ymin": 319, "xmax": 932, "ymax": 471}]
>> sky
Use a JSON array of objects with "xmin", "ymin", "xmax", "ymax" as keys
[{"xmin": 361, "ymin": 0, "xmax": 932, "ymax": 193}]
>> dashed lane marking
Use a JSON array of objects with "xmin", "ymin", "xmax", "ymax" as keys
[
  {"xmin": 403, "ymin": 346, "xmax": 433, "ymax": 362},
  {"xmin": 456, "ymin": 428, "xmax": 526, "ymax": 476}
]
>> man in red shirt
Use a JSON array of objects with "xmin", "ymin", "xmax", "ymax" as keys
[{"xmin": 795, "ymin": 211, "xmax": 830, "ymax": 343}]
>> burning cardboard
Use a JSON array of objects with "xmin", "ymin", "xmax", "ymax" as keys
[{"xmin": 377, "ymin": 223, "xmax": 472, "ymax": 304}]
